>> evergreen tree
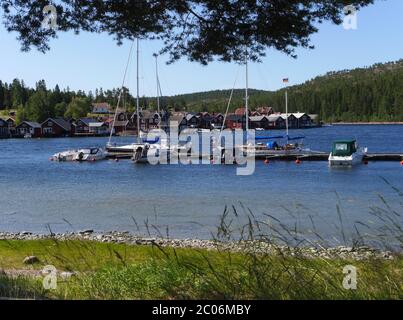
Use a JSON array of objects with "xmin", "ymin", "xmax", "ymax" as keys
[
  {"xmin": 0, "ymin": 81, "xmax": 4, "ymax": 110},
  {"xmin": 27, "ymin": 90, "xmax": 53, "ymax": 122},
  {"xmin": 15, "ymin": 104, "xmax": 26, "ymax": 124},
  {"xmin": 64, "ymin": 97, "xmax": 90, "ymax": 119},
  {"xmin": 54, "ymin": 102, "xmax": 68, "ymax": 118},
  {"xmin": 3, "ymin": 83, "xmax": 11, "ymax": 109},
  {"xmin": 11, "ymin": 78, "xmax": 25, "ymax": 108}
]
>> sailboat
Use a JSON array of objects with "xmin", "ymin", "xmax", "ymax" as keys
[
  {"xmin": 106, "ymin": 39, "xmax": 160, "ymax": 160},
  {"xmin": 131, "ymin": 48, "xmax": 173, "ymax": 164},
  {"xmin": 249, "ymin": 79, "xmax": 313, "ymax": 156}
]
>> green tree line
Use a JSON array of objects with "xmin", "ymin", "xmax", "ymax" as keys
[
  {"xmin": 1, "ymin": 59, "xmax": 402, "ymax": 123},
  {"xmin": 164, "ymin": 59, "xmax": 403, "ymax": 122}
]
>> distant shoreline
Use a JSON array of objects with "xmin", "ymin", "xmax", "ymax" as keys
[{"xmin": 330, "ymin": 122, "xmax": 403, "ymax": 125}]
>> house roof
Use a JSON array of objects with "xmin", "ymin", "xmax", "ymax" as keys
[
  {"xmin": 78, "ymin": 118, "xmax": 98, "ymax": 125},
  {"xmin": 140, "ymin": 110, "xmax": 160, "ymax": 120},
  {"xmin": 112, "ymin": 121, "xmax": 129, "ymax": 127},
  {"xmin": 227, "ymin": 114, "xmax": 243, "ymax": 121},
  {"xmin": 293, "ymin": 112, "xmax": 308, "ymax": 119},
  {"xmin": 18, "ymin": 121, "xmax": 41, "ymax": 128},
  {"xmin": 280, "ymin": 113, "xmax": 297, "ymax": 120},
  {"xmin": 198, "ymin": 112, "xmax": 211, "ymax": 117},
  {"xmin": 89, "ymin": 122, "xmax": 107, "ymax": 128},
  {"xmin": 213, "ymin": 113, "xmax": 224, "ymax": 118},
  {"xmin": 268, "ymin": 115, "xmax": 283, "ymax": 121},
  {"xmin": 42, "ymin": 118, "xmax": 71, "ymax": 131},
  {"xmin": 249, "ymin": 116, "xmax": 268, "ymax": 122},
  {"xmin": 186, "ymin": 114, "xmax": 198, "ymax": 121}
]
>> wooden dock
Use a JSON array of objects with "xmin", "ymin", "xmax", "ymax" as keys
[
  {"xmin": 257, "ymin": 153, "xmax": 328, "ymax": 161},
  {"xmin": 258, "ymin": 153, "xmax": 403, "ymax": 162},
  {"xmin": 256, "ymin": 153, "xmax": 403, "ymax": 162},
  {"xmin": 364, "ymin": 153, "xmax": 403, "ymax": 162},
  {"xmin": 107, "ymin": 151, "xmax": 403, "ymax": 162}
]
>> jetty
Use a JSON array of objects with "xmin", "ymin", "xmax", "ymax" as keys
[
  {"xmin": 258, "ymin": 152, "xmax": 403, "ymax": 162},
  {"xmin": 106, "ymin": 150, "xmax": 403, "ymax": 162}
]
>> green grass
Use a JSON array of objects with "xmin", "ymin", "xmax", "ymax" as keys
[
  {"xmin": 0, "ymin": 109, "xmax": 15, "ymax": 118},
  {"xmin": 0, "ymin": 239, "xmax": 401, "ymax": 300},
  {"xmin": 0, "ymin": 239, "xmax": 166, "ymax": 271}
]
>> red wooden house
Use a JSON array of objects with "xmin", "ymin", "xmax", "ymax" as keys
[
  {"xmin": 41, "ymin": 118, "xmax": 72, "ymax": 137},
  {"xmin": 0, "ymin": 118, "xmax": 9, "ymax": 138},
  {"xmin": 225, "ymin": 114, "xmax": 244, "ymax": 129},
  {"xmin": 15, "ymin": 121, "xmax": 42, "ymax": 138}
]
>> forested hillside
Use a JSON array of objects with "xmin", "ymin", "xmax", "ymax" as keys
[
  {"xmin": 165, "ymin": 59, "xmax": 403, "ymax": 122},
  {"xmin": 1, "ymin": 60, "xmax": 402, "ymax": 123},
  {"xmin": 267, "ymin": 59, "xmax": 403, "ymax": 122}
]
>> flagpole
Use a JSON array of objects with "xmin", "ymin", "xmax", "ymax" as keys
[
  {"xmin": 136, "ymin": 38, "xmax": 140, "ymax": 139},
  {"xmin": 154, "ymin": 54, "xmax": 161, "ymax": 130},
  {"xmin": 285, "ymin": 88, "xmax": 289, "ymax": 139}
]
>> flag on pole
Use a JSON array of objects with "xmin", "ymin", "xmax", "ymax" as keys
[{"xmin": 283, "ymin": 78, "xmax": 289, "ymax": 83}]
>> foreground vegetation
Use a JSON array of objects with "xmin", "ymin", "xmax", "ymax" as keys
[
  {"xmin": 0, "ymin": 239, "xmax": 401, "ymax": 300},
  {"xmin": 1, "ymin": 179, "xmax": 401, "ymax": 300}
]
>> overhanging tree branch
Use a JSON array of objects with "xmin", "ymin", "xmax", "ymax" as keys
[{"xmin": 0, "ymin": 0, "xmax": 375, "ymax": 64}]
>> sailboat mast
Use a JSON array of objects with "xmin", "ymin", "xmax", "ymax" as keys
[
  {"xmin": 155, "ymin": 54, "xmax": 161, "ymax": 130},
  {"xmin": 155, "ymin": 55, "xmax": 160, "ymax": 115},
  {"xmin": 136, "ymin": 38, "xmax": 140, "ymax": 138},
  {"xmin": 108, "ymin": 41, "xmax": 134, "ymax": 146},
  {"xmin": 245, "ymin": 49, "xmax": 249, "ymax": 132}
]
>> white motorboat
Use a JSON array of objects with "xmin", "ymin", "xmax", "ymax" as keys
[
  {"xmin": 328, "ymin": 140, "xmax": 367, "ymax": 166},
  {"xmin": 51, "ymin": 149, "xmax": 79, "ymax": 162},
  {"xmin": 73, "ymin": 148, "xmax": 107, "ymax": 162},
  {"xmin": 51, "ymin": 148, "xmax": 107, "ymax": 162},
  {"xmin": 106, "ymin": 142, "xmax": 144, "ymax": 154}
]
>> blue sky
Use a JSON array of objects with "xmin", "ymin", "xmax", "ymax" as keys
[{"xmin": 1, "ymin": 0, "xmax": 402, "ymax": 96}]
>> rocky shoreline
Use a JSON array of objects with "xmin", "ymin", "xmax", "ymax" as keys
[{"xmin": 0, "ymin": 230, "xmax": 398, "ymax": 260}]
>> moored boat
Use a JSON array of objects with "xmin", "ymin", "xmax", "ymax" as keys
[
  {"xmin": 73, "ymin": 148, "xmax": 107, "ymax": 162},
  {"xmin": 106, "ymin": 142, "xmax": 144, "ymax": 154},
  {"xmin": 51, "ymin": 148, "xmax": 107, "ymax": 162},
  {"xmin": 328, "ymin": 140, "xmax": 367, "ymax": 166},
  {"xmin": 51, "ymin": 149, "xmax": 79, "ymax": 162}
]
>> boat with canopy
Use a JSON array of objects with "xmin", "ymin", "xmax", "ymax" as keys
[{"xmin": 328, "ymin": 139, "xmax": 368, "ymax": 166}]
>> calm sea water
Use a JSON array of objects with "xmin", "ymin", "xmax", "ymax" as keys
[{"xmin": 0, "ymin": 125, "xmax": 402, "ymax": 247}]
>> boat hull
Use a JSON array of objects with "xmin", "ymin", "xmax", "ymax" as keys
[
  {"xmin": 51, "ymin": 150, "xmax": 78, "ymax": 162},
  {"xmin": 52, "ymin": 148, "xmax": 107, "ymax": 162},
  {"xmin": 328, "ymin": 152, "xmax": 365, "ymax": 166}
]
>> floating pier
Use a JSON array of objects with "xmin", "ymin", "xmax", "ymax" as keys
[
  {"xmin": 107, "ymin": 150, "xmax": 403, "ymax": 162},
  {"xmin": 258, "ymin": 152, "xmax": 403, "ymax": 162},
  {"xmin": 363, "ymin": 153, "xmax": 403, "ymax": 162}
]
